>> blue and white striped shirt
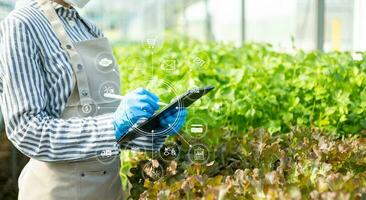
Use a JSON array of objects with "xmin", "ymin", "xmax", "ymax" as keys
[{"xmin": 0, "ymin": 0, "xmax": 164, "ymax": 162}]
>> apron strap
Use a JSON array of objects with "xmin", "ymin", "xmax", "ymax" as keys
[{"xmin": 37, "ymin": 0, "xmax": 92, "ymax": 106}]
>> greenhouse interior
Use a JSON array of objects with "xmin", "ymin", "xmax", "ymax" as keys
[{"xmin": 0, "ymin": 0, "xmax": 366, "ymax": 199}]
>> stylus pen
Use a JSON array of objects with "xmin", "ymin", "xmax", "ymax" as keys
[{"xmin": 104, "ymin": 93, "xmax": 168, "ymax": 106}]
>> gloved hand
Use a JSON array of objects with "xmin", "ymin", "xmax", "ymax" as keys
[
  {"xmin": 113, "ymin": 88, "xmax": 159, "ymax": 140},
  {"xmin": 158, "ymin": 107, "xmax": 188, "ymax": 135}
]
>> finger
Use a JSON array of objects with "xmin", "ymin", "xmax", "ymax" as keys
[
  {"xmin": 135, "ymin": 102, "xmax": 154, "ymax": 114},
  {"xmin": 141, "ymin": 89, "xmax": 159, "ymax": 102},
  {"xmin": 174, "ymin": 109, "xmax": 188, "ymax": 121},
  {"xmin": 135, "ymin": 117, "xmax": 148, "ymax": 125},
  {"xmin": 134, "ymin": 87, "xmax": 145, "ymax": 94},
  {"xmin": 126, "ymin": 91, "xmax": 159, "ymax": 111},
  {"xmin": 164, "ymin": 115, "xmax": 178, "ymax": 123},
  {"xmin": 125, "ymin": 101, "xmax": 154, "ymax": 115},
  {"xmin": 160, "ymin": 117, "xmax": 170, "ymax": 127},
  {"xmin": 179, "ymin": 109, "xmax": 188, "ymax": 118},
  {"xmin": 160, "ymin": 114, "xmax": 181, "ymax": 127},
  {"xmin": 174, "ymin": 117, "xmax": 185, "ymax": 128},
  {"xmin": 128, "ymin": 109, "xmax": 152, "ymax": 122},
  {"xmin": 170, "ymin": 113, "xmax": 187, "ymax": 131},
  {"xmin": 172, "ymin": 107, "xmax": 187, "ymax": 114},
  {"xmin": 117, "ymin": 104, "xmax": 153, "ymax": 118},
  {"xmin": 161, "ymin": 109, "xmax": 178, "ymax": 121},
  {"xmin": 163, "ymin": 108, "xmax": 187, "ymax": 120},
  {"xmin": 139, "ymin": 94, "xmax": 159, "ymax": 111},
  {"xmin": 169, "ymin": 123, "xmax": 183, "ymax": 135},
  {"xmin": 163, "ymin": 113, "xmax": 186, "ymax": 126},
  {"xmin": 161, "ymin": 108, "xmax": 180, "ymax": 119},
  {"xmin": 135, "ymin": 88, "xmax": 159, "ymax": 102},
  {"xmin": 160, "ymin": 111, "xmax": 172, "ymax": 120},
  {"xmin": 134, "ymin": 109, "xmax": 153, "ymax": 118}
]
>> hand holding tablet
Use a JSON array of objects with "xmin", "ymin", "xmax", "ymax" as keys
[{"xmin": 117, "ymin": 86, "xmax": 215, "ymax": 144}]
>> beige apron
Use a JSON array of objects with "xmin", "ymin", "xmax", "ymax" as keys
[{"xmin": 18, "ymin": 0, "xmax": 122, "ymax": 199}]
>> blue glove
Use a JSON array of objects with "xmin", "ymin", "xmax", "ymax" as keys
[
  {"xmin": 113, "ymin": 88, "xmax": 159, "ymax": 140},
  {"xmin": 158, "ymin": 107, "xmax": 188, "ymax": 135}
]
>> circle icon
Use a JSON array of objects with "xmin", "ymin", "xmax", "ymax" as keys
[
  {"xmin": 82, "ymin": 104, "xmax": 92, "ymax": 114},
  {"xmin": 95, "ymin": 148, "xmax": 120, "ymax": 165},
  {"xmin": 185, "ymin": 117, "xmax": 207, "ymax": 139},
  {"xmin": 77, "ymin": 99, "xmax": 98, "ymax": 117},
  {"xmin": 95, "ymin": 52, "xmax": 116, "ymax": 72},
  {"xmin": 188, "ymin": 143, "xmax": 210, "ymax": 164},
  {"xmin": 99, "ymin": 58, "xmax": 113, "ymax": 68},
  {"xmin": 141, "ymin": 160, "xmax": 164, "ymax": 181},
  {"xmin": 158, "ymin": 142, "xmax": 180, "ymax": 162},
  {"xmin": 184, "ymin": 85, "xmax": 205, "ymax": 103},
  {"xmin": 99, "ymin": 81, "xmax": 120, "ymax": 102},
  {"xmin": 143, "ymin": 34, "xmax": 164, "ymax": 51},
  {"xmin": 189, "ymin": 51, "xmax": 211, "ymax": 69},
  {"xmin": 95, "ymin": 142, "xmax": 121, "ymax": 165},
  {"xmin": 160, "ymin": 58, "xmax": 177, "ymax": 71}
]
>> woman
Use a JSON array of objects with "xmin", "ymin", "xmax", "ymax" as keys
[{"xmin": 0, "ymin": 0, "xmax": 187, "ymax": 199}]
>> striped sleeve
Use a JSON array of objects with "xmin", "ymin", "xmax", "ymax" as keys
[
  {"xmin": 0, "ymin": 16, "xmax": 118, "ymax": 162},
  {"xmin": 121, "ymin": 131, "xmax": 167, "ymax": 152}
]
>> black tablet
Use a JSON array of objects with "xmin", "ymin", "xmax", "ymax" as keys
[{"xmin": 118, "ymin": 86, "xmax": 215, "ymax": 144}]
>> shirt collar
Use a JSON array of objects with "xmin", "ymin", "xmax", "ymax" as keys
[
  {"xmin": 54, "ymin": 4, "xmax": 78, "ymax": 19},
  {"xmin": 17, "ymin": 0, "xmax": 78, "ymax": 19}
]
